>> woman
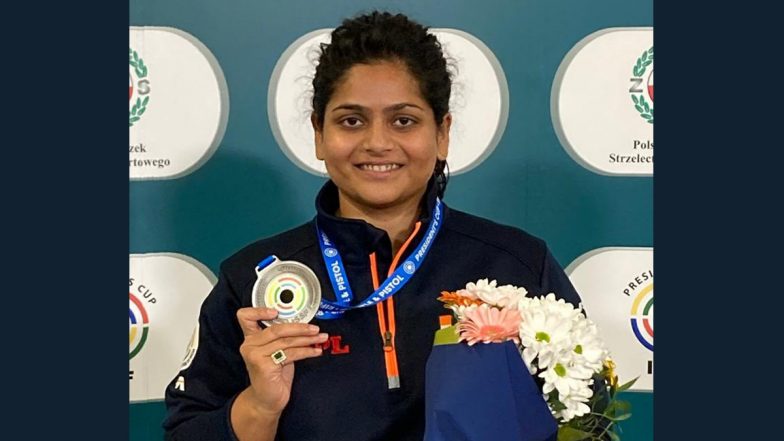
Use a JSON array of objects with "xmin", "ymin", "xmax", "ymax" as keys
[{"xmin": 164, "ymin": 11, "xmax": 582, "ymax": 441}]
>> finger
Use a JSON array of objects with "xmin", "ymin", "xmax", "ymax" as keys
[
  {"xmin": 267, "ymin": 346, "xmax": 325, "ymax": 366},
  {"xmin": 246, "ymin": 323, "xmax": 321, "ymax": 346},
  {"xmin": 258, "ymin": 333, "xmax": 330, "ymax": 355},
  {"xmin": 236, "ymin": 307, "xmax": 278, "ymax": 336}
]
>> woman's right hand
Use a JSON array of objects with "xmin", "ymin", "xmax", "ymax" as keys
[{"xmin": 235, "ymin": 307, "xmax": 327, "ymax": 416}]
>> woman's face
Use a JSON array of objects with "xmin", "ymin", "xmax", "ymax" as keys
[{"xmin": 314, "ymin": 60, "xmax": 450, "ymax": 212}]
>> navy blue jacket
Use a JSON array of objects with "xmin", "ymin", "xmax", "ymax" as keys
[{"xmin": 163, "ymin": 180, "xmax": 582, "ymax": 441}]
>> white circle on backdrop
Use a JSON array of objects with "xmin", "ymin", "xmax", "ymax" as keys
[
  {"xmin": 267, "ymin": 28, "xmax": 509, "ymax": 176},
  {"xmin": 129, "ymin": 27, "xmax": 229, "ymax": 181},
  {"xmin": 551, "ymin": 27, "xmax": 653, "ymax": 177},
  {"xmin": 564, "ymin": 247, "xmax": 654, "ymax": 392},
  {"xmin": 129, "ymin": 253, "xmax": 217, "ymax": 402}
]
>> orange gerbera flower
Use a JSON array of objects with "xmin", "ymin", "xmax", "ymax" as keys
[{"xmin": 437, "ymin": 290, "xmax": 484, "ymax": 307}]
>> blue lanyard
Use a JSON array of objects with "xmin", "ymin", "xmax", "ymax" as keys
[{"xmin": 315, "ymin": 198, "xmax": 443, "ymax": 319}]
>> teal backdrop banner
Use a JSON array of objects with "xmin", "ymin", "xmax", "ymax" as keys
[{"xmin": 130, "ymin": 1, "xmax": 653, "ymax": 440}]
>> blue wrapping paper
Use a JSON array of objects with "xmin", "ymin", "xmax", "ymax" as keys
[{"xmin": 424, "ymin": 340, "xmax": 558, "ymax": 441}]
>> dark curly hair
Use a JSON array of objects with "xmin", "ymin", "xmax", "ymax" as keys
[{"xmin": 311, "ymin": 11, "xmax": 452, "ymax": 197}]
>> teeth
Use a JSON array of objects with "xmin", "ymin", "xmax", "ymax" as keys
[{"xmin": 360, "ymin": 164, "xmax": 400, "ymax": 172}]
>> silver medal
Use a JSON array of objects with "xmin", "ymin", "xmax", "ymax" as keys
[{"xmin": 251, "ymin": 256, "xmax": 322, "ymax": 326}]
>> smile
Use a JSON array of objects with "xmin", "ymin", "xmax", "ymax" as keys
[{"xmin": 357, "ymin": 164, "xmax": 402, "ymax": 172}]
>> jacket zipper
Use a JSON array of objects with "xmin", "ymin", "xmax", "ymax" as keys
[{"xmin": 369, "ymin": 221, "xmax": 422, "ymax": 390}]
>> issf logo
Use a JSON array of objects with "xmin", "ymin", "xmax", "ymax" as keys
[
  {"xmin": 629, "ymin": 283, "xmax": 653, "ymax": 352},
  {"xmin": 129, "ymin": 293, "xmax": 150, "ymax": 359}
]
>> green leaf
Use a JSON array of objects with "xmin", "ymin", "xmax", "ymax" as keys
[
  {"xmin": 142, "ymin": 96, "xmax": 149, "ymax": 106},
  {"xmin": 138, "ymin": 107, "xmax": 146, "ymax": 116},
  {"xmin": 617, "ymin": 377, "xmax": 639, "ymax": 392},
  {"xmin": 557, "ymin": 426, "xmax": 592, "ymax": 441},
  {"xmin": 611, "ymin": 413, "xmax": 632, "ymax": 422},
  {"xmin": 433, "ymin": 325, "xmax": 460, "ymax": 346},
  {"xmin": 635, "ymin": 105, "xmax": 643, "ymax": 113},
  {"xmin": 129, "ymin": 116, "xmax": 140, "ymax": 122},
  {"xmin": 613, "ymin": 400, "xmax": 631, "ymax": 415},
  {"xmin": 631, "ymin": 95, "xmax": 639, "ymax": 105},
  {"xmin": 608, "ymin": 430, "xmax": 621, "ymax": 441},
  {"xmin": 549, "ymin": 398, "xmax": 567, "ymax": 412}
]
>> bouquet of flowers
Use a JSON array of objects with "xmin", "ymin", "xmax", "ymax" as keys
[{"xmin": 435, "ymin": 279, "xmax": 637, "ymax": 441}]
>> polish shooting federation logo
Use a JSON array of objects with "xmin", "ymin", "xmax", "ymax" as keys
[
  {"xmin": 629, "ymin": 46, "xmax": 653, "ymax": 124},
  {"xmin": 630, "ymin": 283, "xmax": 653, "ymax": 351},
  {"xmin": 129, "ymin": 47, "xmax": 151, "ymax": 127},
  {"xmin": 403, "ymin": 261, "xmax": 416, "ymax": 275},
  {"xmin": 129, "ymin": 293, "xmax": 150, "ymax": 359},
  {"xmin": 324, "ymin": 248, "xmax": 338, "ymax": 258}
]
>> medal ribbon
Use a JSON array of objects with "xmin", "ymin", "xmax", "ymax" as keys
[{"xmin": 315, "ymin": 198, "xmax": 443, "ymax": 319}]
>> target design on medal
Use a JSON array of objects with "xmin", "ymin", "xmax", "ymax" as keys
[
  {"xmin": 265, "ymin": 274, "xmax": 312, "ymax": 320},
  {"xmin": 253, "ymin": 258, "xmax": 322, "ymax": 325}
]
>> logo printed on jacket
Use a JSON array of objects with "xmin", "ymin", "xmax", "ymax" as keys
[{"xmin": 314, "ymin": 335, "xmax": 350, "ymax": 354}]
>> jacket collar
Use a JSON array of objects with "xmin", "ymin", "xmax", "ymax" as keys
[{"xmin": 314, "ymin": 177, "xmax": 440, "ymax": 267}]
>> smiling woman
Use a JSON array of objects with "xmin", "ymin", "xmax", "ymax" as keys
[
  {"xmin": 314, "ymin": 60, "xmax": 450, "ymax": 253},
  {"xmin": 162, "ymin": 10, "xmax": 585, "ymax": 441}
]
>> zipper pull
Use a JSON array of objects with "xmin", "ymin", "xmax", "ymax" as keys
[{"xmin": 383, "ymin": 331, "xmax": 394, "ymax": 352}]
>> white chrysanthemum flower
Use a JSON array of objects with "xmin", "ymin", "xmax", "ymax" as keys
[
  {"xmin": 482, "ymin": 283, "xmax": 528, "ymax": 309},
  {"xmin": 567, "ymin": 318, "xmax": 608, "ymax": 372},
  {"xmin": 448, "ymin": 303, "xmax": 479, "ymax": 321},
  {"xmin": 557, "ymin": 389, "xmax": 593, "ymax": 422},
  {"xmin": 463, "ymin": 279, "xmax": 497, "ymax": 301},
  {"xmin": 518, "ymin": 301, "xmax": 575, "ymax": 373},
  {"xmin": 541, "ymin": 293, "xmax": 584, "ymax": 321},
  {"xmin": 515, "ymin": 292, "xmax": 613, "ymax": 424},
  {"xmin": 542, "ymin": 364, "xmax": 593, "ymax": 423},
  {"xmin": 539, "ymin": 361, "xmax": 594, "ymax": 399},
  {"xmin": 455, "ymin": 288, "xmax": 478, "ymax": 300}
]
